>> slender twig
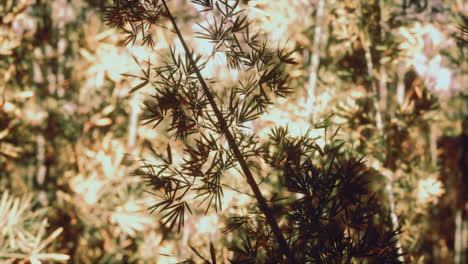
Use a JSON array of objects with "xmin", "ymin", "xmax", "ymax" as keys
[{"xmin": 160, "ymin": 1, "xmax": 296, "ymax": 262}]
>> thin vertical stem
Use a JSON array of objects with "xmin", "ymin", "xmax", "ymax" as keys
[
  {"xmin": 455, "ymin": 121, "xmax": 468, "ymax": 264},
  {"xmin": 160, "ymin": 1, "xmax": 296, "ymax": 262},
  {"xmin": 358, "ymin": 1, "xmax": 404, "ymax": 260},
  {"xmin": 454, "ymin": 208, "xmax": 464, "ymax": 264},
  {"xmin": 359, "ymin": 30, "xmax": 384, "ymax": 133},
  {"xmin": 127, "ymin": 94, "xmax": 141, "ymax": 151},
  {"xmin": 306, "ymin": 0, "xmax": 325, "ymax": 109},
  {"xmin": 36, "ymin": 134, "xmax": 46, "ymax": 186},
  {"xmin": 396, "ymin": 68, "xmax": 405, "ymax": 106},
  {"xmin": 360, "ymin": 29, "xmax": 404, "ymax": 261}
]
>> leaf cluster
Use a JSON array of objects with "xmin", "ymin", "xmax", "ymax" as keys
[
  {"xmin": 221, "ymin": 126, "xmax": 404, "ymax": 263},
  {"xmin": 103, "ymin": 0, "xmax": 405, "ymax": 262},
  {"xmin": 111, "ymin": 0, "xmax": 298, "ymax": 234}
]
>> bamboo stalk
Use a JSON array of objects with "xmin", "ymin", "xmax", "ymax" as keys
[
  {"xmin": 127, "ymin": 94, "xmax": 141, "ymax": 151},
  {"xmin": 454, "ymin": 208, "xmax": 464, "ymax": 264},
  {"xmin": 396, "ymin": 68, "xmax": 405, "ymax": 106},
  {"xmin": 361, "ymin": 30, "xmax": 404, "ymax": 262},
  {"xmin": 455, "ymin": 122, "xmax": 467, "ymax": 264},
  {"xmin": 358, "ymin": 1, "xmax": 404, "ymax": 259},
  {"xmin": 359, "ymin": 31, "xmax": 384, "ymax": 132},
  {"xmin": 306, "ymin": 0, "xmax": 325, "ymax": 109},
  {"xmin": 161, "ymin": 1, "xmax": 296, "ymax": 262},
  {"xmin": 36, "ymin": 134, "xmax": 46, "ymax": 186}
]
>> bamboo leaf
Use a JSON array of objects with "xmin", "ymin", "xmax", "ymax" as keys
[
  {"xmin": 129, "ymin": 80, "xmax": 149, "ymax": 93},
  {"xmin": 209, "ymin": 242, "xmax": 216, "ymax": 264}
]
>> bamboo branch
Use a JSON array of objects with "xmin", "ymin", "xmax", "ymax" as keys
[{"xmin": 161, "ymin": 1, "xmax": 296, "ymax": 262}]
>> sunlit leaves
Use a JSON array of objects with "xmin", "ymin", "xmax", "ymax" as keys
[{"xmin": 0, "ymin": 192, "xmax": 70, "ymax": 262}]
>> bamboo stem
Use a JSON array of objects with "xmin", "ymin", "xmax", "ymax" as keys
[
  {"xmin": 361, "ymin": 30, "xmax": 404, "ymax": 262},
  {"xmin": 36, "ymin": 134, "xmax": 46, "ymax": 186},
  {"xmin": 359, "ymin": 30, "xmax": 384, "ymax": 133},
  {"xmin": 306, "ymin": 0, "xmax": 325, "ymax": 109},
  {"xmin": 127, "ymin": 94, "xmax": 141, "ymax": 151},
  {"xmin": 396, "ymin": 68, "xmax": 405, "ymax": 106},
  {"xmin": 358, "ymin": 1, "xmax": 404, "ymax": 260},
  {"xmin": 161, "ymin": 1, "xmax": 296, "ymax": 262},
  {"xmin": 454, "ymin": 208, "xmax": 464, "ymax": 264}
]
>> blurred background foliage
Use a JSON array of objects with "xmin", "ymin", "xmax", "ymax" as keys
[{"xmin": 0, "ymin": 0, "xmax": 466, "ymax": 263}]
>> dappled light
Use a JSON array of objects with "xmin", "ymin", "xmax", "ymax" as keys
[{"xmin": 1, "ymin": 0, "xmax": 466, "ymax": 263}]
